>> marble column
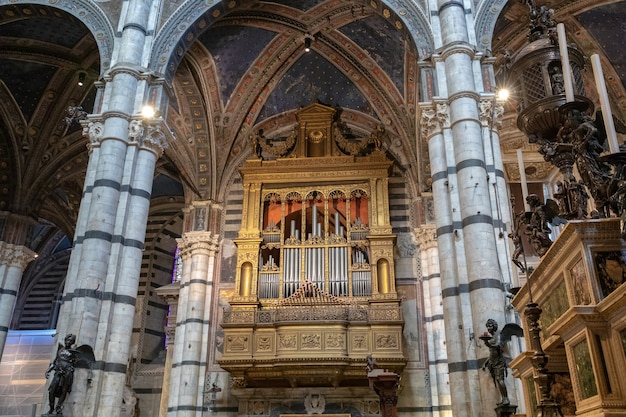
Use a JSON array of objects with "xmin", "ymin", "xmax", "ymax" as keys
[
  {"xmin": 431, "ymin": 1, "xmax": 509, "ymax": 413},
  {"xmin": 0, "ymin": 242, "xmax": 36, "ymax": 359},
  {"xmin": 421, "ymin": 101, "xmax": 471, "ymax": 416},
  {"xmin": 50, "ymin": 0, "xmax": 168, "ymax": 414},
  {"xmin": 155, "ymin": 282, "xmax": 181, "ymax": 417},
  {"xmin": 416, "ymin": 225, "xmax": 451, "ymax": 417},
  {"xmin": 88, "ymin": 122, "xmax": 167, "ymax": 417},
  {"xmin": 167, "ymin": 204, "xmax": 220, "ymax": 416}
]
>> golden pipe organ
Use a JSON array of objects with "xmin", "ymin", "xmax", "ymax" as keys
[{"xmin": 219, "ymin": 104, "xmax": 406, "ymax": 388}]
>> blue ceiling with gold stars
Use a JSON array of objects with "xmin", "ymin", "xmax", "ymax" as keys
[
  {"xmin": 576, "ymin": 2, "xmax": 626, "ymax": 88},
  {"xmin": 257, "ymin": 51, "xmax": 373, "ymax": 120},
  {"xmin": 198, "ymin": 25, "xmax": 277, "ymax": 104}
]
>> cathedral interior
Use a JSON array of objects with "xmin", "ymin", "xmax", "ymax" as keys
[{"xmin": 1, "ymin": 0, "xmax": 626, "ymax": 417}]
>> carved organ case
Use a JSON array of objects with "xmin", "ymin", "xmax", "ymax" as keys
[
  {"xmin": 236, "ymin": 104, "xmax": 397, "ymax": 303},
  {"xmin": 221, "ymin": 103, "xmax": 405, "ymax": 388}
]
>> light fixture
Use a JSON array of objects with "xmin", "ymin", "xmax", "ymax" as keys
[
  {"xmin": 141, "ymin": 105, "xmax": 156, "ymax": 119},
  {"xmin": 78, "ymin": 72, "xmax": 86, "ymax": 87},
  {"xmin": 304, "ymin": 37, "xmax": 311, "ymax": 52},
  {"xmin": 496, "ymin": 88, "xmax": 509, "ymax": 102}
]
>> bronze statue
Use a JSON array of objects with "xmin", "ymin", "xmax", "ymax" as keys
[
  {"xmin": 524, "ymin": 194, "xmax": 565, "ymax": 256},
  {"xmin": 568, "ymin": 109, "xmax": 614, "ymax": 216},
  {"xmin": 550, "ymin": 66, "xmax": 565, "ymax": 95},
  {"xmin": 249, "ymin": 130, "xmax": 263, "ymax": 160},
  {"xmin": 481, "ymin": 319, "xmax": 524, "ymax": 406},
  {"xmin": 45, "ymin": 334, "xmax": 95, "ymax": 415}
]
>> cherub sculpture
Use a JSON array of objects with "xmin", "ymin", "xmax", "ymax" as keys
[
  {"xmin": 480, "ymin": 319, "xmax": 524, "ymax": 406},
  {"xmin": 523, "ymin": 194, "xmax": 566, "ymax": 256},
  {"xmin": 45, "ymin": 334, "xmax": 95, "ymax": 415}
]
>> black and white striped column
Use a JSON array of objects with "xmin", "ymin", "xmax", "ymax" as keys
[
  {"xmin": 168, "ymin": 229, "xmax": 219, "ymax": 417},
  {"xmin": 0, "ymin": 243, "xmax": 36, "ymax": 359},
  {"xmin": 422, "ymin": 100, "xmax": 473, "ymax": 415},
  {"xmin": 416, "ymin": 226, "xmax": 451, "ymax": 416},
  {"xmin": 429, "ymin": 0, "xmax": 509, "ymax": 413}
]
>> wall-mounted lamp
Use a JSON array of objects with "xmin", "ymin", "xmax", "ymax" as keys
[
  {"xmin": 142, "ymin": 105, "xmax": 156, "ymax": 119},
  {"xmin": 78, "ymin": 72, "xmax": 86, "ymax": 87},
  {"xmin": 304, "ymin": 37, "xmax": 312, "ymax": 52},
  {"xmin": 496, "ymin": 88, "xmax": 510, "ymax": 101}
]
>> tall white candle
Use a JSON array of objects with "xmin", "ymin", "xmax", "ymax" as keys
[
  {"xmin": 557, "ymin": 23, "xmax": 575, "ymax": 102},
  {"xmin": 517, "ymin": 149, "xmax": 530, "ymax": 211},
  {"xmin": 591, "ymin": 54, "xmax": 620, "ymax": 153}
]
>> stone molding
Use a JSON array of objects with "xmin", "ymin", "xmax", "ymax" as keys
[{"xmin": 437, "ymin": 42, "xmax": 476, "ymax": 61}]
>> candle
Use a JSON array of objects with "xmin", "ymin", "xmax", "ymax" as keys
[
  {"xmin": 517, "ymin": 149, "xmax": 530, "ymax": 211},
  {"xmin": 591, "ymin": 54, "xmax": 620, "ymax": 153},
  {"xmin": 557, "ymin": 23, "xmax": 575, "ymax": 102}
]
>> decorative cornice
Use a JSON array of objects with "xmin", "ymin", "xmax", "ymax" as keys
[
  {"xmin": 448, "ymin": 90, "xmax": 481, "ymax": 103},
  {"xmin": 438, "ymin": 42, "xmax": 476, "ymax": 61}
]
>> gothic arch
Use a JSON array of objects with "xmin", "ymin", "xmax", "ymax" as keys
[
  {"xmin": 474, "ymin": 0, "xmax": 510, "ymax": 54},
  {"xmin": 0, "ymin": 0, "xmax": 115, "ymax": 74},
  {"xmin": 150, "ymin": 0, "xmax": 435, "ymax": 83}
]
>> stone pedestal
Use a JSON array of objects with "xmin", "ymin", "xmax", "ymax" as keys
[
  {"xmin": 495, "ymin": 403, "xmax": 517, "ymax": 417},
  {"xmin": 368, "ymin": 369, "xmax": 400, "ymax": 417}
]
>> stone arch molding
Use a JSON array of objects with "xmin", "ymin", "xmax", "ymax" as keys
[
  {"xmin": 150, "ymin": 0, "xmax": 435, "ymax": 83},
  {"xmin": 0, "ymin": 0, "xmax": 115, "ymax": 74},
  {"xmin": 474, "ymin": 0, "xmax": 509, "ymax": 55}
]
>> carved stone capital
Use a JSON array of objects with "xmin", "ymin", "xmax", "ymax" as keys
[
  {"xmin": 0, "ymin": 242, "xmax": 37, "ymax": 269},
  {"xmin": 127, "ymin": 119, "xmax": 169, "ymax": 158},
  {"xmin": 83, "ymin": 120, "xmax": 104, "ymax": 153},
  {"xmin": 420, "ymin": 102, "xmax": 449, "ymax": 139},
  {"xmin": 414, "ymin": 225, "xmax": 438, "ymax": 249},
  {"xmin": 479, "ymin": 96, "xmax": 504, "ymax": 128},
  {"xmin": 176, "ymin": 232, "xmax": 219, "ymax": 258}
]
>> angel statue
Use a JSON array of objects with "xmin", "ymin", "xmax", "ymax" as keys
[
  {"xmin": 524, "ymin": 194, "xmax": 566, "ymax": 256},
  {"xmin": 45, "ymin": 334, "xmax": 95, "ymax": 415},
  {"xmin": 480, "ymin": 319, "xmax": 524, "ymax": 406}
]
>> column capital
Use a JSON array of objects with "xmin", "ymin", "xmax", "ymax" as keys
[
  {"xmin": 129, "ymin": 119, "xmax": 169, "ymax": 158},
  {"xmin": 0, "ymin": 242, "xmax": 37, "ymax": 269},
  {"xmin": 479, "ymin": 95, "xmax": 504, "ymax": 128},
  {"xmin": 82, "ymin": 119, "xmax": 104, "ymax": 152},
  {"xmin": 176, "ymin": 231, "xmax": 219, "ymax": 258},
  {"xmin": 414, "ymin": 225, "xmax": 438, "ymax": 250},
  {"xmin": 419, "ymin": 101, "xmax": 449, "ymax": 139}
]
